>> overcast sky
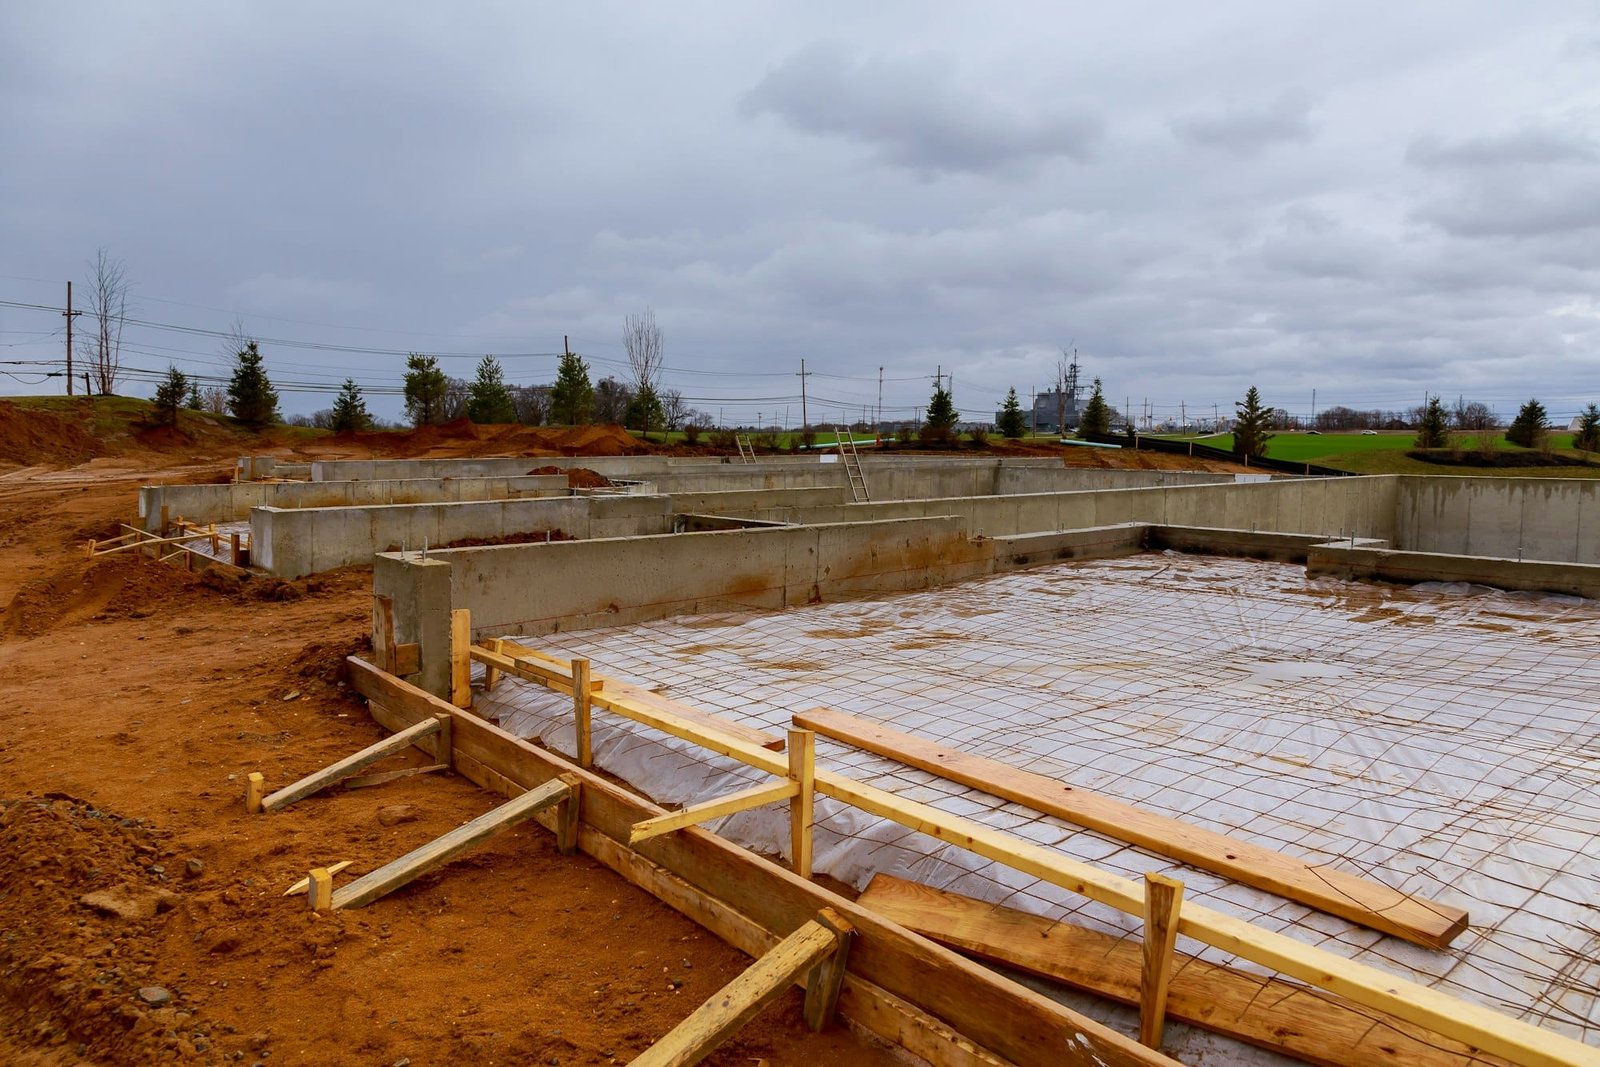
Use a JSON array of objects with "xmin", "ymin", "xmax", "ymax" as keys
[{"xmin": 3, "ymin": 2, "xmax": 1599, "ymax": 426}]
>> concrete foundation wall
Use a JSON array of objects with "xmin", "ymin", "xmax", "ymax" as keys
[
  {"xmin": 665, "ymin": 487, "xmax": 849, "ymax": 516},
  {"xmin": 775, "ymin": 476, "xmax": 1401, "ymax": 541},
  {"xmin": 380, "ymin": 516, "xmax": 993, "ymax": 640},
  {"xmin": 1394, "ymin": 477, "xmax": 1598, "ymax": 563},
  {"xmin": 138, "ymin": 475, "xmax": 567, "ymax": 529},
  {"xmin": 254, "ymin": 495, "xmax": 672, "ymax": 578},
  {"xmin": 1308, "ymin": 543, "xmax": 1600, "ymax": 599}
]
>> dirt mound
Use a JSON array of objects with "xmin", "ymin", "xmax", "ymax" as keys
[
  {"xmin": 527, "ymin": 465, "xmax": 613, "ymax": 488},
  {"xmin": 0, "ymin": 400, "xmax": 107, "ymax": 466},
  {"xmin": 0, "ymin": 795, "xmax": 199, "ymax": 1063}
]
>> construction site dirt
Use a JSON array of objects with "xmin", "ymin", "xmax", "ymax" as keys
[{"xmin": 0, "ymin": 422, "xmax": 934, "ymax": 1065}]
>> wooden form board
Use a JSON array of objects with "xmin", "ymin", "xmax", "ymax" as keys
[
  {"xmin": 793, "ymin": 707, "xmax": 1468, "ymax": 950},
  {"xmin": 857, "ymin": 874, "xmax": 1515, "ymax": 1067},
  {"xmin": 514, "ymin": 678, "xmax": 1582, "ymax": 1067},
  {"xmin": 346, "ymin": 654, "xmax": 1178, "ymax": 1067}
]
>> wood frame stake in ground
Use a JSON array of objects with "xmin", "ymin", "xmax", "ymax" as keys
[
  {"xmin": 245, "ymin": 771, "xmax": 264, "ymax": 814},
  {"xmin": 1139, "ymin": 873, "xmax": 1184, "ymax": 1050},
  {"xmin": 573, "ymin": 657, "xmax": 593, "ymax": 767},
  {"xmin": 788, "ymin": 728, "xmax": 815, "ymax": 879},
  {"xmin": 630, "ymin": 908, "xmax": 855, "ymax": 1067},
  {"xmin": 449, "ymin": 608, "xmax": 471, "ymax": 708}
]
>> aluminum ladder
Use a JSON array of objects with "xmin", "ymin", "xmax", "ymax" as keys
[{"xmin": 837, "ymin": 431, "xmax": 869, "ymax": 502}]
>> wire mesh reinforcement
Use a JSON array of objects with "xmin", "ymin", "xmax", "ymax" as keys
[{"xmin": 474, "ymin": 552, "xmax": 1600, "ymax": 1056}]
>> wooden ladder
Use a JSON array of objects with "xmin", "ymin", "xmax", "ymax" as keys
[
  {"xmin": 836, "ymin": 431, "xmax": 869, "ymax": 502},
  {"xmin": 735, "ymin": 434, "xmax": 756, "ymax": 463}
]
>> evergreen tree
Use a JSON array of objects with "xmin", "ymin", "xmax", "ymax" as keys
[
  {"xmin": 184, "ymin": 380, "xmax": 204, "ymax": 410},
  {"xmin": 624, "ymin": 383, "xmax": 664, "ymax": 438},
  {"xmin": 330, "ymin": 378, "xmax": 371, "ymax": 432},
  {"xmin": 997, "ymin": 387, "xmax": 1027, "ymax": 439},
  {"xmin": 1232, "ymin": 385, "xmax": 1273, "ymax": 459},
  {"xmin": 226, "ymin": 341, "xmax": 278, "ymax": 427},
  {"xmin": 466, "ymin": 355, "xmax": 517, "ymax": 424},
  {"xmin": 1505, "ymin": 397, "xmax": 1548, "ymax": 448},
  {"xmin": 925, "ymin": 382, "xmax": 959, "ymax": 441},
  {"xmin": 1415, "ymin": 395, "xmax": 1449, "ymax": 448},
  {"xmin": 152, "ymin": 365, "xmax": 188, "ymax": 428},
  {"xmin": 1079, "ymin": 378, "xmax": 1111, "ymax": 436},
  {"xmin": 548, "ymin": 351, "xmax": 594, "ymax": 425},
  {"xmin": 403, "ymin": 353, "xmax": 449, "ymax": 426},
  {"xmin": 1575, "ymin": 403, "xmax": 1600, "ymax": 453}
]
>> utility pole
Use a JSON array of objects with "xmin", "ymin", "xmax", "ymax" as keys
[
  {"xmin": 797, "ymin": 359, "xmax": 810, "ymax": 430},
  {"xmin": 63, "ymin": 281, "xmax": 80, "ymax": 396},
  {"xmin": 1181, "ymin": 401, "xmax": 1186, "ymax": 430},
  {"xmin": 1311, "ymin": 387, "xmax": 1316, "ymax": 425},
  {"xmin": 564, "ymin": 335, "xmax": 570, "ymax": 357},
  {"xmin": 877, "ymin": 367, "xmax": 883, "ymax": 431}
]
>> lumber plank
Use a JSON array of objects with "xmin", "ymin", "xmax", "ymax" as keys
[
  {"xmin": 856, "ymin": 874, "xmax": 1517, "ymax": 1067},
  {"xmin": 630, "ymin": 781, "xmax": 800, "ymax": 845},
  {"xmin": 1139, "ymin": 873, "xmax": 1183, "ymax": 1049},
  {"xmin": 260, "ymin": 717, "xmax": 441, "ymax": 812},
  {"xmin": 348, "ymin": 656, "xmax": 1176, "ymax": 1067},
  {"xmin": 393, "ymin": 642, "xmax": 420, "ymax": 676},
  {"xmin": 331, "ymin": 775, "xmax": 572, "ymax": 910},
  {"xmin": 94, "ymin": 530, "xmax": 211, "ymax": 555},
  {"xmin": 471, "ymin": 642, "xmax": 605, "ymax": 693},
  {"xmin": 449, "ymin": 608, "xmax": 471, "ymax": 708},
  {"xmin": 792, "ymin": 707, "xmax": 1468, "ymax": 950},
  {"xmin": 631, "ymin": 914, "xmax": 844, "ymax": 1067}
]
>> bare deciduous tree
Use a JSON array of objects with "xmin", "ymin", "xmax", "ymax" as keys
[
  {"xmin": 661, "ymin": 388, "xmax": 689, "ymax": 431},
  {"xmin": 80, "ymin": 248, "xmax": 130, "ymax": 395},
  {"xmin": 623, "ymin": 308, "xmax": 665, "ymax": 437},
  {"xmin": 201, "ymin": 386, "xmax": 227, "ymax": 415}
]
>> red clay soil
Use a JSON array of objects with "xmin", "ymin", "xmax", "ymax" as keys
[
  {"xmin": 527, "ymin": 467, "xmax": 614, "ymax": 489},
  {"xmin": 0, "ymin": 414, "xmax": 903, "ymax": 1066}
]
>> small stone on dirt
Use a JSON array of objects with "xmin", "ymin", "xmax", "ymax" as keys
[
  {"xmin": 185, "ymin": 858, "xmax": 204, "ymax": 878},
  {"xmin": 80, "ymin": 884, "xmax": 180, "ymax": 921},
  {"xmin": 377, "ymin": 804, "xmax": 420, "ymax": 827},
  {"xmin": 281, "ymin": 690, "xmax": 301, "ymax": 701},
  {"xmin": 137, "ymin": 986, "xmax": 173, "ymax": 1007}
]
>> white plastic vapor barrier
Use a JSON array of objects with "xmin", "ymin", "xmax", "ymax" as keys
[{"xmin": 472, "ymin": 553, "xmax": 1600, "ymax": 1060}]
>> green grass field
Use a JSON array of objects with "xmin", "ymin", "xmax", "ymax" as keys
[{"xmin": 1166, "ymin": 431, "xmax": 1599, "ymax": 477}]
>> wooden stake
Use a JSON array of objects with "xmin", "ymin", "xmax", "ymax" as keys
[
  {"xmin": 554, "ymin": 772, "xmax": 581, "ymax": 855},
  {"xmin": 245, "ymin": 772, "xmax": 264, "ymax": 814},
  {"xmin": 787, "ymin": 728, "xmax": 815, "ymax": 880},
  {"xmin": 307, "ymin": 867, "xmax": 334, "ymax": 911},
  {"xmin": 331, "ymin": 777, "xmax": 573, "ymax": 910},
  {"xmin": 371, "ymin": 595, "xmax": 396, "ymax": 675},
  {"xmin": 1139, "ymin": 874, "xmax": 1184, "ymax": 1050},
  {"xmin": 159, "ymin": 505, "xmax": 169, "ymax": 536},
  {"xmin": 484, "ymin": 638, "xmax": 504, "ymax": 691},
  {"xmin": 433, "ymin": 712, "xmax": 453, "ymax": 769},
  {"xmin": 632, "ymin": 911, "xmax": 850, "ymax": 1067},
  {"xmin": 804, "ymin": 908, "xmax": 854, "ymax": 1031},
  {"xmin": 449, "ymin": 608, "xmax": 471, "ymax": 708},
  {"xmin": 229, "ymin": 532, "xmax": 242, "ymax": 567},
  {"xmin": 283, "ymin": 860, "xmax": 353, "ymax": 896},
  {"xmin": 572, "ymin": 657, "xmax": 592, "ymax": 767}
]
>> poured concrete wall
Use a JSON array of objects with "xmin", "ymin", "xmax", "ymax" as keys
[
  {"xmin": 1308, "ymin": 543, "xmax": 1600, "ymax": 599},
  {"xmin": 664, "ymin": 487, "xmax": 850, "ymax": 515},
  {"xmin": 138, "ymin": 475, "xmax": 567, "ymax": 529},
  {"xmin": 774, "ymin": 476, "xmax": 1401, "ymax": 541},
  {"xmin": 253, "ymin": 495, "xmax": 671, "ymax": 578},
  {"xmin": 1395, "ymin": 477, "xmax": 1598, "ymax": 563},
  {"xmin": 378, "ymin": 516, "xmax": 994, "ymax": 641}
]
